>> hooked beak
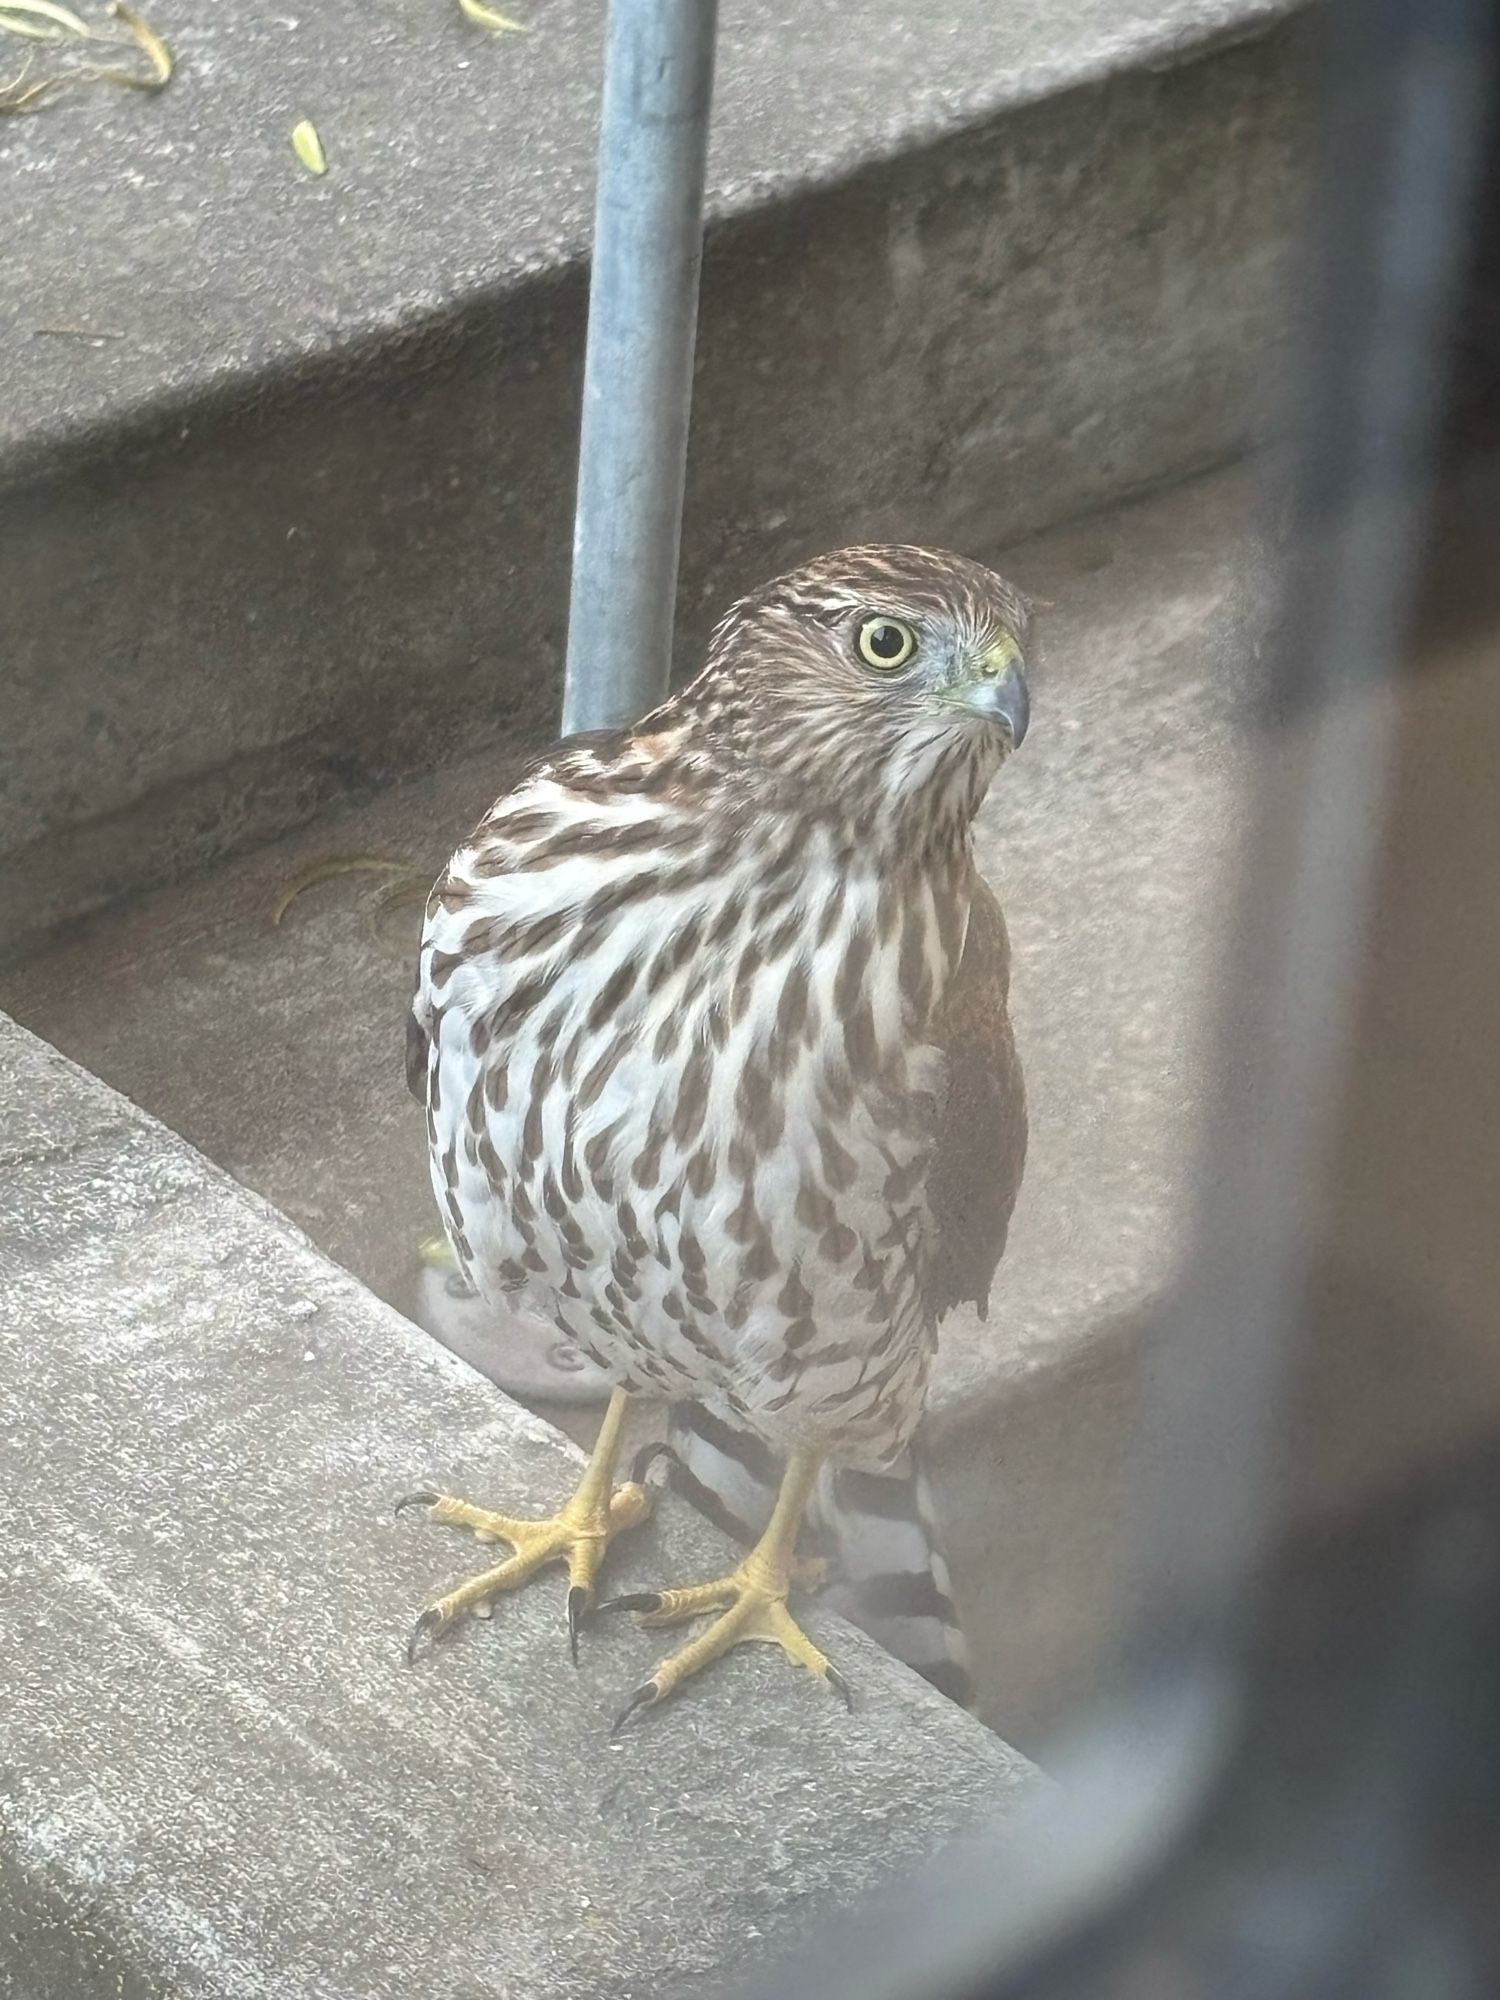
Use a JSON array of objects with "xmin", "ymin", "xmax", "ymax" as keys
[{"xmin": 960, "ymin": 639, "xmax": 1030, "ymax": 746}]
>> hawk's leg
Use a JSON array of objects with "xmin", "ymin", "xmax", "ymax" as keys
[
  {"xmin": 400, "ymin": 1389, "xmax": 650, "ymax": 1664},
  {"xmin": 602, "ymin": 1447, "xmax": 850, "ymax": 1731}
]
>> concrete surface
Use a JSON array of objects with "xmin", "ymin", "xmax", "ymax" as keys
[
  {"xmin": 1, "ymin": 464, "xmax": 1263, "ymax": 1744},
  {"xmin": 0, "ymin": 1014, "xmax": 1039, "ymax": 2000},
  {"xmin": 3, "ymin": 0, "xmax": 1303, "ymax": 473},
  {"xmin": 0, "ymin": 0, "xmax": 1310, "ymax": 953}
]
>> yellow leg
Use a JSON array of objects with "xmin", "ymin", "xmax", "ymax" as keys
[
  {"xmin": 602, "ymin": 1448, "xmax": 851, "ymax": 1733},
  {"xmin": 399, "ymin": 1389, "xmax": 650, "ymax": 1664}
]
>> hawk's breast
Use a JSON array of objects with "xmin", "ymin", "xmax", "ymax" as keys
[{"xmin": 417, "ymin": 782, "xmax": 968, "ymax": 1462}]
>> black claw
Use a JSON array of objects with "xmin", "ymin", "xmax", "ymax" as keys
[
  {"xmin": 629, "ymin": 1440, "xmax": 680, "ymax": 1486},
  {"xmin": 610, "ymin": 1681, "xmax": 661, "ymax": 1739},
  {"xmin": 566, "ymin": 1585, "xmax": 591, "ymax": 1666},
  {"xmin": 825, "ymin": 1665, "xmax": 855, "ymax": 1713},
  {"xmin": 596, "ymin": 1591, "xmax": 664, "ymax": 1616},
  {"xmin": 394, "ymin": 1489, "xmax": 440, "ymax": 1518},
  {"xmin": 406, "ymin": 1606, "xmax": 443, "ymax": 1666}
]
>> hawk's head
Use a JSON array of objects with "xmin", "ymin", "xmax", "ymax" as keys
[{"xmin": 681, "ymin": 545, "xmax": 1032, "ymax": 830}]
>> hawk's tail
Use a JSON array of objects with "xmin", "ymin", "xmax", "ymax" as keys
[{"xmin": 662, "ymin": 1403, "xmax": 974, "ymax": 1709}]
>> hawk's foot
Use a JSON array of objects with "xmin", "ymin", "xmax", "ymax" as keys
[
  {"xmin": 603, "ymin": 1561, "xmax": 851, "ymax": 1732},
  {"xmin": 599, "ymin": 1446, "xmax": 850, "ymax": 1730},
  {"xmin": 400, "ymin": 1389, "xmax": 647, "ymax": 1664}
]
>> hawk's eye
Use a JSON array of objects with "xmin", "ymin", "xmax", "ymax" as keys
[{"xmin": 856, "ymin": 616, "xmax": 918, "ymax": 671}]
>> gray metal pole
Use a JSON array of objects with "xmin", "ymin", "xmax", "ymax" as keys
[{"xmin": 561, "ymin": 0, "xmax": 718, "ymax": 737}]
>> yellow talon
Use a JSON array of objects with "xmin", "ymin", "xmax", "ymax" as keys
[
  {"xmin": 603, "ymin": 1448, "xmax": 852, "ymax": 1731},
  {"xmin": 401, "ymin": 1390, "xmax": 650, "ymax": 1665}
]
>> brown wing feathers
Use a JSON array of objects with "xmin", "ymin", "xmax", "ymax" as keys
[{"xmin": 926, "ymin": 876, "xmax": 1027, "ymax": 1322}]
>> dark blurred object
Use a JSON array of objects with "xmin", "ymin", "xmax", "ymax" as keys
[{"xmin": 1444, "ymin": 7, "xmax": 1500, "ymax": 456}]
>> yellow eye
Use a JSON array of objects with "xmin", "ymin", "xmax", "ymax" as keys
[{"xmin": 856, "ymin": 616, "xmax": 918, "ymax": 671}]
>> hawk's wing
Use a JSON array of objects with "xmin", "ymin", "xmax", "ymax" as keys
[{"xmin": 926, "ymin": 875, "xmax": 1027, "ymax": 1322}]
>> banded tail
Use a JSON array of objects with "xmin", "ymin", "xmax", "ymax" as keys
[{"xmin": 662, "ymin": 1402, "xmax": 974, "ymax": 1708}]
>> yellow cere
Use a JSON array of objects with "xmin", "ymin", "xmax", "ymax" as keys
[{"xmin": 980, "ymin": 635, "xmax": 1021, "ymax": 678}]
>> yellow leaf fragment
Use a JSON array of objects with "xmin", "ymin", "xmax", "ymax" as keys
[
  {"xmin": 458, "ymin": 0, "xmax": 529, "ymax": 33},
  {"xmin": 291, "ymin": 116, "xmax": 327, "ymax": 176}
]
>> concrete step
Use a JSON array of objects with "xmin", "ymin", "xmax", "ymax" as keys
[
  {"xmin": 14, "ymin": 446, "xmax": 1499, "ymax": 1758},
  {"xmin": 1, "ymin": 463, "xmax": 1261, "ymax": 1746},
  {"xmin": 0, "ymin": 1012, "xmax": 1040, "ymax": 1999},
  {"xmin": 1, "ymin": 0, "xmax": 1308, "ymax": 957}
]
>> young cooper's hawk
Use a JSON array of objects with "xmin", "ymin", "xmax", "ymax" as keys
[{"xmin": 402, "ymin": 545, "xmax": 1030, "ymax": 1728}]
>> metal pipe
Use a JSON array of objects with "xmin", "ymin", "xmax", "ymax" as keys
[{"xmin": 561, "ymin": 0, "xmax": 718, "ymax": 737}]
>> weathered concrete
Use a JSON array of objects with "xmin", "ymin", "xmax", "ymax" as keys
[
  {"xmin": 0, "ymin": 0, "xmax": 1310, "ymax": 954},
  {"xmin": 0, "ymin": 465, "xmax": 1261, "ymax": 1745},
  {"xmin": 3, "ymin": 0, "xmax": 1305, "ymax": 475},
  {"xmin": 0, "ymin": 1016, "xmax": 1039, "ymax": 1999},
  {"xmin": 15, "ymin": 453, "xmax": 1500, "ymax": 1760}
]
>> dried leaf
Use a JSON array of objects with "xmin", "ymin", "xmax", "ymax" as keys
[
  {"xmin": 458, "ymin": 0, "xmax": 529, "ymax": 33},
  {"xmin": 32, "ymin": 321, "xmax": 125, "ymax": 341},
  {"xmin": 0, "ymin": 0, "xmax": 170, "ymax": 107},
  {"xmin": 0, "ymin": 1, "xmax": 99, "ymax": 40},
  {"xmin": 97, "ymin": 1, "xmax": 170, "ymax": 87},
  {"xmin": 0, "ymin": 53, "xmax": 65, "ymax": 108},
  {"xmin": 291, "ymin": 116, "xmax": 327, "ymax": 176},
  {"xmin": 369, "ymin": 872, "xmax": 435, "ymax": 919},
  {"xmin": 365, "ymin": 874, "xmax": 433, "ymax": 948},
  {"xmin": 271, "ymin": 853, "xmax": 416, "ymax": 927}
]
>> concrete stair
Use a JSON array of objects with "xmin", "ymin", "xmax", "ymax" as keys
[{"xmin": 1, "ymin": 0, "xmax": 1307, "ymax": 956}]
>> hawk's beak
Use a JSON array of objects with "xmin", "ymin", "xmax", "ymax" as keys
[{"xmin": 961, "ymin": 640, "xmax": 1030, "ymax": 746}]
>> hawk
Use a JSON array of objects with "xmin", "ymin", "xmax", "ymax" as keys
[{"xmin": 402, "ymin": 545, "xmax": 1030, "ymax": 1728}]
